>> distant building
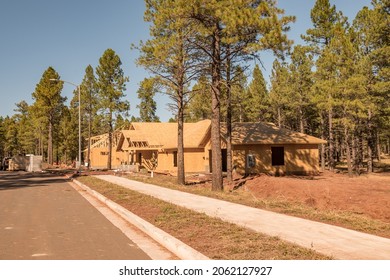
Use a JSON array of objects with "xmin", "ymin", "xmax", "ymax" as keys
[
  {"xmin": 87, "ymin": 120, "xmax": 326, "ymax": 176},
  {"xmin": 7, "ymin": 155, "xmax": 42, "ymax": 172}
]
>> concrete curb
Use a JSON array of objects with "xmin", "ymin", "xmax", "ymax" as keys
[{"xmin": 72, "ymin": 179, "xmax": 209, "ymax": 260}]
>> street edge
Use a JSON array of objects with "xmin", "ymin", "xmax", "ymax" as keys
[{"xmin": 71, "ymin": 178, "xmax": 209, "ymax": 260}]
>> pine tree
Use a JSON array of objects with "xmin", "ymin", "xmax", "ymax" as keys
[
  {"xmin": 14, "ymin": 101, "xmax": 35, "ymax": 155},
  {"xmin": 314, "ymin": 41, "xmax": 339, "ymax": 171},
  {"xmin": 58, "ymin": 106, "xmax": 78, "ymax": 165},
  {"xmin": 186, "ymin": 0, "xmax": 294, "ymax": 190},
  {"xmin": 72, "ymin": 65, "xmax": 100, "ymax": 168},
  {"xmin": 269, "ymin": 60, "xmax": 290, "ymax": 128},
  {"xmin": 230, "ymin": 67, "xmax": 249, "ymax": 123},
  {"xmin": 137, "ymin": 0, "xmax": 201, "ymax": 185},
  {"xmin": 137, "ymin": 78, "xmax": 160, "ymax": 122},
  {"xmin": 353, "ymin": 1, "xmax": 390, "ymax": 172},
  {"xmin": 329, "ymin": 24, "xmax": 366, "ymax": 176},
  {"xmin": 302, "ymin": 0, "xmax": 348, "ymax": 52},
  {"xmin": 243, "ymin": 64, "xmax": 270, "ymax": 122},
  {"xmin": 32, "ymin": 67, "xmax": 65, "ymax": 165},
  {"xmin": 288, "ymin": 45, "xmax": 315, "ymax": 133},
  {"xmin": 139, "ymin": 0, "xmax": 293, "ymax": 189},
  {"xmin": 96, "ymin": 49, "xmax": 130, "ymax": 170},
  {"xmin": 186, "ymin": 75, "xmax": 212, "ymax": 122},
  {"xmin": 303, "ymin": 0, "xmax": 348, "ymax": 171},
  {"xmin": 0, "ymin": 117, "xmax": 5, "ymax": 160},
  {"xmin": 3, "ymin": 116, "xmax": 18, "ymax": 157}
]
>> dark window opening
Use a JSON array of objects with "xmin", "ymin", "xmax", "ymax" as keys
[
  {"xmin": 173, "ymin": 151, "xmax": 177, "ymax": 167},
  {"xmin": 208, "ymin": 149, "xmax": 227, "ymax": 173},
  {"xmin": 221, "ymin": 149, "xmax": 227, "ymax": 172},
  {"xmin": 138, "ymin": 153, "xmax": 142, "ymax": 165},
  {"xmin": 271, "ymin": 147, "xmax": 284, "ymax": 166}
]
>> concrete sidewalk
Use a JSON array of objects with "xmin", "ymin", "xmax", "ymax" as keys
[{"xmin": 95, "ymin": 175, "xmax": 390, "ymax": 260}]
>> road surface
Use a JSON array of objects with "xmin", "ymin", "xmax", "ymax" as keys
[{"xmin": 0, "ymin": 171, "xmax": 152, "ymax": 260}]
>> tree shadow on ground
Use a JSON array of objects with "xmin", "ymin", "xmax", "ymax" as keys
[{"xmin": 0, "ymin": 171, "xmax": 69, "ymax": 191}]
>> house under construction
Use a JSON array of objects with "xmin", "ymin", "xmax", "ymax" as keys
[{"xmin": 86, "ymin": 120, "xmax": 326, "ymax": 176}]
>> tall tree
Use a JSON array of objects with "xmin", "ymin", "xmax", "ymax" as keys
[
  {"xmin": 288, "ymin": 45, "xmax": 315, "ymax": 133},
  {"xmin": 137, "ymin": 78, "xmax": 160, "ymax": 122},
  {"xmin": 3, "ymin": 116, "xmax": 18, "ymax": 157},
  {"xmin": 81, "ymin": 65, "xmax": 98, "ymax": 167},
  {"xmin": 302, "ymin": 0, "xmax": 348, "ymax": 52},
  {"xmin": 0, "ymin": 117, "xmax": 5, "ymax": 159},
  {"xmin": 186, "ymin": 0, "xmax": 294, "ymax": 190},
  {"xmin": 314, "ymin": 39, "xmax": 339, "ymax": 172},
  {"xmin": 96, "ymin": 49, "xmax": 130, "ymax": 170},
  {"xmin": 230, "ymin": 67, "xmax": 249, "ymax": 123},
  {"xmin": 58, "ymin": 106, "xmax": 78, "ymax": 165},
  {"xmin": 353, "ymin": 1, "xmax": 390, "ymax": 172},
  {"xmin": 328, "ymin": 24, "xmax": 365, "ymax": 176},
  {"xmin": 269, "ymin": 60, "xmax": 290, "ymax": 128},
  {"xmin": 303, "ymin": 0, "xmax": 348, "ymax": 171},
  {"xmin": 137, "ymin": 0, "xmax": 201, "ymax": 185},
  {"xmin": 224, "ymin": 62, "xmax": 251, "ymax": 182},
  {"xmin": 186, "ymin": 75, "xmax": 212, "ymax": 122},
  {"xmin": 32, "ymin": 67, "xmax": 65, "ymax": 165},
  {"xmin": 243, "ymin": 64, "xmax": 270, "ymax": 122},
  {"xmin": 140, "ymin": 0, "xmax": 293, "ymax": 189},
  {"xmin": 14, "ymin": 101, "xmax": 35, "ymax": 155}
]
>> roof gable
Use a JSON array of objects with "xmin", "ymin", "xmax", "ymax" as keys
[{"xmin": 118, "ymin": 119, "xmax": 211, "ymax": 150}]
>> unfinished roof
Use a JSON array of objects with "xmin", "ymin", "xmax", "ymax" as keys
[
  {"xmin": 123, "ymin": 119, "xmax": 211, "ymax": 150},
  {"xmin": 88, "ymin": 131, "xmax": 122, "ymax": 149},
  {"xmin": 92, "ymin": 120, "xmax": 325, "ymax": 152},
  {"xmin": 221, "ymin": 122, "xmax": 326, "ymax": 145}
]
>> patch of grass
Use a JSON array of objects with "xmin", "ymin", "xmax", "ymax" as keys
[
  {"xmin": 77, "ymin": 176, "xmax": 330, "ymax": 260},
  {"xmin": 122, "ymin": 173, "xmax": 390, "ymax": 238}
]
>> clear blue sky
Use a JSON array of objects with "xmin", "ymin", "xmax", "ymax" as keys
[{"xmin": 0, "ymin": 0, "xmax": 372, "ymax": 122}]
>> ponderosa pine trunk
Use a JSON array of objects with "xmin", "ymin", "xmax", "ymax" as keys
[
  {"xmin": 328, "ymin": 106, "xmax": 335, "ymax": 171},
  {"xmin": 47, "ymin": 119, "xmax": 53, "ymax": 165},
  {"xmin": 87, "ymin": 115, "xmax": 91, "ymax": 169},
  {"xmin": 376, "ymin": 132, "xmax": 381, "ymax": 162},
  {"xmin": 226, "ymin": 47, "xmax": 233, "ymax": 184},
  {"xmin": 320, "ymin": 113, "xmax": 326, "ymax": 172},
  {"xmin": 352, "ymin": 135, "xmax": 357, "ymax": 172},
  {"xmin": 107, "ymin": 110, "xmax": 113, "ymax": 170},
  {"xmin": 277, "ymin": 107, "xmax": 282, "ymax": 128},
  {"xmin": 210, "ymin": 24, "xmax": 223, "ymax": 191},
  {"xmin": 344, "ymin": 128, "xmax": 353, "ymax": 177},
  {"xmin": 367, "ymin": 109, "xmax": 373, "ymax": 173},
  {"xmin": 177, "ymin": 93, "xmax": 185, "ymax": 185},
  {"xmin": 299, "ymin": 106, "xmax": 304, "ymax": 134}
]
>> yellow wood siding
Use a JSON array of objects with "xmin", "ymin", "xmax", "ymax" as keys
[
  {"xmin": 156, "ymin": 148, "xmax": 206, "ymax": 173},
  {"xmin": 89, "ymin": 147, "xmax": 128, "ymax": 169},
  {"xmin": 233, "ymin": 144, "xmax": 320, "ymax": 175}
]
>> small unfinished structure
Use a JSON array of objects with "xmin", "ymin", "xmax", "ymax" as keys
[
  {"xmin": 7, "ymin": 155, "xmax": 42, "ymax": 172},
  {"xmin": 87, "ymin": 120, "xmax": 326, "ymax": 175}
]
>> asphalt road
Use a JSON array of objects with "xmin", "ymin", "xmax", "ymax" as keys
[{"xmin": 0, "ymin": 171, "xmax": 151, "ymax": 260}]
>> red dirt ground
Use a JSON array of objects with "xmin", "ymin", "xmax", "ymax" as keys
[{"xmin": 232, "ymin": 171, "xmax": 390, "ymax": 223}]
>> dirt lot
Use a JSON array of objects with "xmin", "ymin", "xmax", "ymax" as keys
[{"xmin": 232, "ymin": 171, "xmax": 390, "ymax": 224}]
